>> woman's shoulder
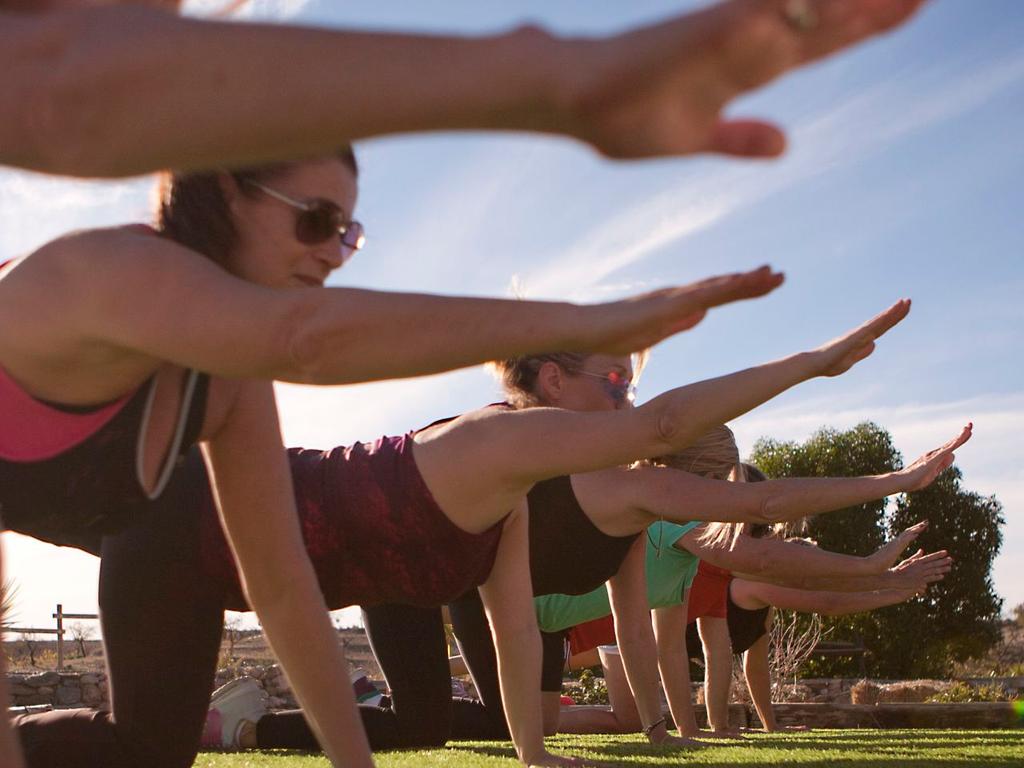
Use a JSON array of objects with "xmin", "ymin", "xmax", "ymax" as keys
[{"xmin": 24, "ymin": 224, "xmax": 224, "ymax": 294}]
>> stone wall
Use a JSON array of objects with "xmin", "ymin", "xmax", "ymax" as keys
[{"xmin": 7, "ymin": 671, "xmax": 108, "ymax": 709}]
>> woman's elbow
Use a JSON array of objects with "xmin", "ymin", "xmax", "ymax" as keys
[{"xmin": 274, "ymin": 293, "xmax": 354, "ymax": 384}]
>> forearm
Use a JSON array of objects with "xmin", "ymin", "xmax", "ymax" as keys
[
  {"xmin": 753, "ymin": 474, "xmax": 906, "ymax": 524},
  {"xmin": 493, "ymin": 626, "xmax": 547, "ymax": 765},
  {"xmin": 6, "ymin": 7, "xmax": 562, "ymax": 177},
  {"xmin": 705, "ymin": 537, "xmax": 877, "ymax": 584},
  {"xmin": 740, "ymin": 570, "xmax": 905, "ymax": 592},
  {"xmin": 638, "ymin": 352, "xmax": 820, "ymax": 455},
  {"xmin": 288, "ymin": 289, "xmax": 612, "ymax": 384},
  {"xmin": 742, "ymin": 640, "xmax": 775, "ymax": 731},
  {"xmin": 698, "ymin": 618, "xmax": 733, "ymax": 731},
  {"xmin": 657, "ymin": 650, "xmax": 698, "ymax": 737},
  {"xmin": 807, "ymin": 589, "xmax": 912, "ymax": 615},
  {"xmin": 249, "ymin": 570, "xmax": 372, "ymax": 767},
  {"xmin": 615, "ymin": 629, "xmax": 666, "ymax": 739}
]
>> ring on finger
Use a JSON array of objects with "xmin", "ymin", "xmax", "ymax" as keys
[{"xmin": 782, "ymin": 0, "xmax": 819, "ymax": 32}]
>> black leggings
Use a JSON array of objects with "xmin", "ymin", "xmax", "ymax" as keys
[
  {"xmin": 13, "ymin": 465, "xmax": 224, "ymax": 768},
  {"xmin": 254, "ymin": 603, "xmax": 501, "ymax": 749},
  {"xmin": 447, "ymin": 588, "xmax": 567, "ymax": 742}
]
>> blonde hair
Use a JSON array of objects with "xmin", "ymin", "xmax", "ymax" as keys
[
  {"xmin": 489, "ymin": 353, "xmax": 591, "ymax": 409},
  {"xmin": 654, "ymin": 424, "xmax": 753, "ymax": 549},
  {"xmin": 489, "ymin": 350, "xmax": 648, "ymax": 410}
]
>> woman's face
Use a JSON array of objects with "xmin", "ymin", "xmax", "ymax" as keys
[
  {"xmin": 227, "ymin": 157, "xmax": 359, "ymax": 289},
  {"xmin": 551, "ymin": 354, "xmax": 635, "ymax": 413}
]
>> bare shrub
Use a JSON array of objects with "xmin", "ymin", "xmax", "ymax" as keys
[{"xmin": 769, "ymin": 610, "xmax": 828, "ymax": 701}]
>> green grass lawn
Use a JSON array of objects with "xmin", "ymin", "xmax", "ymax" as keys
[{"xmin": 194, "ymin": 729, "xmax": 1024, "ymax": 767}]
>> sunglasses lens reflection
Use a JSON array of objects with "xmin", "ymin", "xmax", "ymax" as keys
[{"xmin": 296, "ymin": 204, "xmax": 341, "ymax": 245}]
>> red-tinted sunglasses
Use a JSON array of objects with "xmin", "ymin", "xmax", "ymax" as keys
[
  {"xmin": 244, "ymin": 179, "xmax": 366, "ymax": 259},
  {"xmin": 577, "ymin": 369, "xmax": 636, "ymax": 406}
]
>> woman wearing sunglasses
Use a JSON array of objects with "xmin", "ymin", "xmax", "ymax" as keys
[
  {"xmin": 0, "ymin": 143, "xmax": 790, "ymax": 768},
  {"xmin": 1, "ymin": 1, "xmax": 926, "ymax": 177},
  {"xmin": 43, "ymin": 299, "xmax": 967, "ymax": 767}
]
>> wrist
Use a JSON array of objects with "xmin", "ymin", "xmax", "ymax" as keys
[
  {"xmin": 491, "ymin": 25, "xmax": 569, "ymax": 135},
  {"xmin": 644, "ymin": 717, "xmax": 668, "ymax": 742},
  {"xmin": 519, "ymin": 751, "xmax": 545, "ymax": 766}
]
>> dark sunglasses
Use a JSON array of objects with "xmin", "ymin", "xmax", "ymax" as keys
[
  {"xmin": 577, "ymin": 369, "xmax": 636, "ymax": 406},
  {"xmin": 243, "ymin": 179, "xmax": 366, "ymax": 259}
]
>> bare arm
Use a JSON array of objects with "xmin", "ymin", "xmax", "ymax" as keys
[
  {"xmin": 686, "ymin": 529, "xmax": 884, "ymax": 582},
  {"xmin": 734, "ymin": 579, "xmax": 925, "ymax": 616},
  {"xmin": 479, "ymin": 506, "xmax": 576, "ymax": 768},
  {"xmin": 1, "ymin": 2, "xmax": 926, "ymax": 176},
  {"xmin": 652, "ymin": 602, "xmax": 700, "ymax": 737},
  {"xmin": 787, "ymin": 548, "xmax": 953, "ymax": 592},
  {"xmin": 10, "ymin": 232, "xmax": 781, "ymax": 399},
  {"xmin": 441, "ymin": 302, "xmax": 921, "ymax": 502},
  {"xmin": 607, "ymin": 538, "xmax": 691, "ymax": 746},
  {"xmin": 741, "ymin": 630, "xmax": 777, "ymax": 731},
  {"xmin": 697, "ymin": 617, "xmax": 735, "ymax": 732},
  {"xmin": 202, "ymin": 380, "xmax": 371, "ymax": 767}
]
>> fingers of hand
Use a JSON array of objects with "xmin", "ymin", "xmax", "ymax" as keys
[
  {"xmin": 792, "ymin": 0, "xmax": 927, "ymax": 63},
  {"xmin": 708, "ymin": 119, "xmax": 786, "ymax": 157}
]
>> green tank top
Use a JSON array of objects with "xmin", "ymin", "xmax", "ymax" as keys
[{"xmin": 533, "ymin": 520, "xmax": 701, "ymax": 633}]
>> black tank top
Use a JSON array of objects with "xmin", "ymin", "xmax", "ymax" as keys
[
  {"xmin": 726, "ymin": 582, "xmax": 771, "ymax": 654},
  {"xmin": 527, "ymin": 475, "xmax": 640, "ymax": 596},
  {"xmin": 0, "ymin": 371, "xmax": 209, "ymax": 549}
]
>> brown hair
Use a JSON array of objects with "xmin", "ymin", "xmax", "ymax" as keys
[
  {"xmin": 490, "ymin": 353, "xmax": 591, "ymax": 409},
  {"xmin": 156, "ymin": 147, "xmax": 357, "ymax": 267}
]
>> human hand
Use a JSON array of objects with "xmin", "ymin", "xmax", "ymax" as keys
[
  {"xmin": 891, "ymin": 548, "xmax": 952, "ymax": 593},
  {"xmin": 867, "ymin": 521, "xmax": 929, "ymax": 572},
  {"xmin": 559, "ymin": 0, "xmax": 928, "ymax": 159},
  {"xmin": 810, "ymin": 299, "xmax": 911, "ymax": 377},
  {"xmin": 648, "ymin": 731, "xmax": 701, "ymax": 748},
  {"xmin": 897, "ymin": 424, "xmax": 973, "ymax": 492},
  {"xmin": 594, "ymin": 265, "xmax": 784, "ymax": 355}
]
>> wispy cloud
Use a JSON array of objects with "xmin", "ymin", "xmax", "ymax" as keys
[
  {"xmin": 183, "ymin": 0, "xmax": 315, "ymax": 20},
  {"xmin": 514, "ymin": 44, "xmax": 1024, "ymax": 302}
]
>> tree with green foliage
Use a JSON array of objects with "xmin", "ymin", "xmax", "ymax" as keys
[{"xmin": 750, "ymin": 422, "xmax": 1004, "ymax": 678}]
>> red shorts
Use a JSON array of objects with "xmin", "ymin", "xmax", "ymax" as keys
[
  {"xmin": 686, "ymin": 561, "xmax": 731, "ymax": 622},
  {"xmin": 566, "ymin": 615, "xmax": 616, "ymax": 657}
]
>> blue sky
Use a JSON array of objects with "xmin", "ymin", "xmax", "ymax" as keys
[{"xmin": 2, "ymin": 0, "xmax": 1021, "ymax": 635}]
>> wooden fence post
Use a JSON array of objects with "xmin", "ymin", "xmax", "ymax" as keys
[{"xmin": 55, "ymin": 604, "xmax": 64, "ymax": 669}]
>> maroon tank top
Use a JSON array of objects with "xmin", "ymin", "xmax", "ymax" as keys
[{"xmin": 199, "ymin": 433, "xmax": 505, "ymax": 610}]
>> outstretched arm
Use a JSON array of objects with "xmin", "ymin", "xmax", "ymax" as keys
[
  {"xmin": 1, "ymin": 2, "xmax": 926, "ymax": 177},
  {"xmin": 17, "ymin": 231, "xmax": 780, "ymax": 393},
  {"xmin": 202, "ymin": 381, "xmax": 372, "ymax": 767},
  {"xmin": 733, "ymin": 577, "xmax": 931, "ymax": 615},
  {"xmin": 440, "ymin": 301, "xmax": 919, "ymax": 499},
  {"xmin": 599, "ymin": 427, "xmax": 971, "ymax": 539}
]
